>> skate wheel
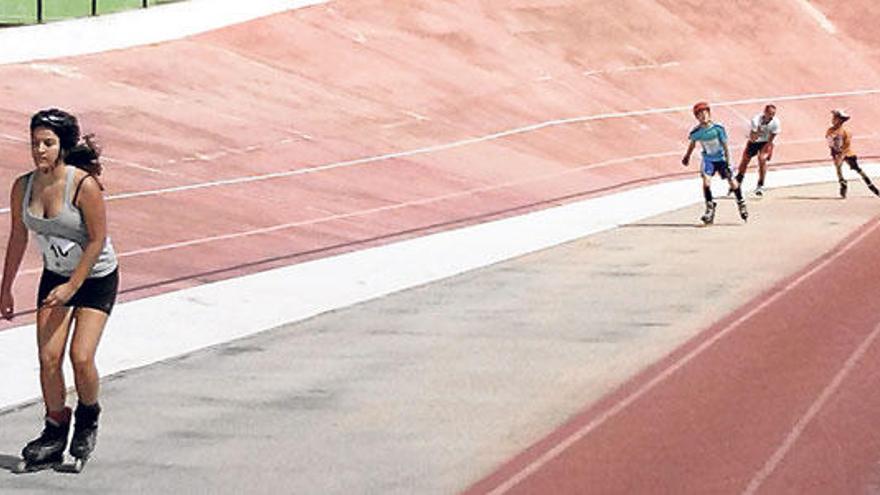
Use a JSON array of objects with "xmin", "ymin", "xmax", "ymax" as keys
[
  {"xmin": 13, "ymin": 460, "xmax": 27, "ymax": 474},
  {"xmin": 73, "ymin": 458, "xmax": 85, "ymax": 473}
]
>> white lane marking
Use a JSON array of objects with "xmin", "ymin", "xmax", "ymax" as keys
[
  {"xmin": 583, "ymin": 61, "xmax": 680, "ymax": 76},
  {"xmin": 793, "ymin": 0, "xmax": 838, "ymax": 34},
  {"xmin": 6, "ymin": 149, "xmax": 682, "ymax": 273},
  {"xmin": 323, "ymin": 5, "xmax": 368, "ymax": 44},
  {"xmin": 2, "ymin": 128, "xmax": 868, "ymax": 220},
  {"xmin": 351, "ymin": 31, "xmax": 368, "ymax": 44},
  {"xmin": 71, "ymin": 87, "xmax": 880, "ymax": 190},
  {"xmin": 0, "ymin": 133, "xmax": 26, "ymax": 143},
  {"xmin": 742, "ymin": 320, "xmax": 880, "ymax": 495},
  {"xmin": 4, "ymin": 148, "xmax": 878, "ymax": 278},
  {"xmin": 0, "ymin": 87, "xmax": 874, "ymax": 215},
  {"xmin": 112, "ymin": 150, "xmax": 685, "ymax": 257},
  {"xmin": 28, "ymin": 63, "xmax": 84, "ymax": 79},
  {"xmin": 486, "ymin": 218, "xmax": 880, "ymax": 495},
  {"xmin": 381, "ymin": 111, "xmax": 430, "ymax": 130},
  {"xmin": 404, "ymin": 111, "xmax": 430, "ymax": 122},
  {"xmin": 0, "ymin": 132, "xmax": 873, "ymax": 282},
  {"xmin": 107, "ymin": 160, "xmax": 869, "ymax": 261},
  {"xmin": 102, "ymin": 157, "xmax": 182, "ymax": 176},
  {"xmin": 6, "ymin": 162, "xmax": 878, "ymax": 283},
  {"xmin": 0, "ymin": 0, "xmax": 332, "ymax": 66},
  {"xmin": 0, "ymin": 143, "xmax": 814, "ymax": 267}
]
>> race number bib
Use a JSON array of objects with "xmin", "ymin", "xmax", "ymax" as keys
[
  {"xmin": 701, "ymin": 138, "xmax": 723, "ymax": 156},
  {"xmin": 36, "ymin": 234, "xmax": 83, "ymax": 273}
]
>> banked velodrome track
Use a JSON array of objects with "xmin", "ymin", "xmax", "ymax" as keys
[
  {"xmin": 1, "ymin": 1, "xmax": 880, "ymax": 493},
  {"xmin": 0, "ymin": 0, "xmax": 879, "ymax": 325}
]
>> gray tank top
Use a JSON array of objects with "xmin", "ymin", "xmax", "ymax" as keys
[{"xmin": 22, "ymin": 167, "xmax": 118, "ymax": 278}]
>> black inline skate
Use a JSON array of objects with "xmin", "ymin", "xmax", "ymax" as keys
[
  {"xmin": 15, "ymin": 408, "xmax": 71, "ymax": 473},
  {"xmin": 700, "ymin": 200, "xmax": 717, "ymax": 225},
  {"xmin": 737, "ymin": 199, "xmax": 749, "ymax": 222},
  {"xmin": 66, "ymin": 402, "xmax": 101, "ymax": 473}
]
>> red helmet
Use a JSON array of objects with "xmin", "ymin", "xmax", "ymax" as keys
[{"xmin": 692, "ymin": 101, "xmax": 710, "ymax": 116}]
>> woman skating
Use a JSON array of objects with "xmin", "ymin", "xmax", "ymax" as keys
[{"xmin": 1, "ymin": 108, "xmax": 119, "ymax": 472}]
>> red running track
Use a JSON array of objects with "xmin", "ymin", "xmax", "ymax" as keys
[{"xmin": 466, "ymin": 214, "xmax": 880, "ymax": 494}]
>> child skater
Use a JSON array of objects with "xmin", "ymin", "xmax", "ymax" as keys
[{"xmin": 682, "ymin": 102, "xmax": 748, "ymax": 224}]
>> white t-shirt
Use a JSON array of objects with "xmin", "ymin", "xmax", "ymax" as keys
[{"xmin": 750, "ymin": 114, "xmax": 781, "ymax": 143}]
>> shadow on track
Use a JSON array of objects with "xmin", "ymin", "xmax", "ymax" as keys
[
  {"xmin": 622, "ymin": 222, "xmax": 741, "ymax": 228},
  {"xmin": 0, "ymin": 453, "xmax": 22, "ymax": 472},
  {"xmin": 781, "ymin": 195, "xmax": 841, "ymax": 201}
]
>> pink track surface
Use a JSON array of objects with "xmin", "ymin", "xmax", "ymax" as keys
[
  {"xmin": 1, "ymin": 1, "xmax": 879, "ymax": 330},
  {"xmin": 465, "ymin": 216, "xmax": 880, "ymax": 494}
]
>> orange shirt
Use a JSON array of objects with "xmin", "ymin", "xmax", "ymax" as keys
[{"xmin": 826, "ymin": 125, "xmax": 853, "ymax": 157}]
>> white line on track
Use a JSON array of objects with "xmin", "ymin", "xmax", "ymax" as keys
[
  {"xmin": 97, "ymin": 88, "xmax": 880, "ymax": 199},
  {"xmin": 583, "ymin": 61, "xmax": 680, "ymax": 76},
  {"xmin": 742, "ymin": 319, "xmax": 880, "ymax": 494},
  {"xmin": 486, "ymin": 218, "xmax": 880, "ymax": 495},
  {"xmin": 0, "ymin": 89, "xmax": 880, "ymax": 214},
  {"xmin": 0, "ymin": 133, "xmax": 27, "ymax": 143},
  {"xmin": 101, "ymin": 156, "xmax": 183, "ymax": 176},
  {"xmin": 5, "ymin": 139, "xmax": 879, "ymax": 276},
  {"xmin": 6, "ymin": 149, "xmax": 682, "ymax": 275},
  {"xmin": 108, "ymin": 150, "xmax": 685, "ymax": 257},
  {"xmin": 0, "ymin": 87, "xmax": 877, "ymax": 216},
  {"xmin": 793, "ymin": 0, "xmax": 838, "ymax": 34}
]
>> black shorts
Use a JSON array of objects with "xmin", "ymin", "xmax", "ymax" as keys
[
  {"xmin": 38, "ymin": 267, "xmax": 119, "ymax": 315},
  {"xmin": 745, "ymin": 141, "xmax": 770, "ymax": 158},
  {"xmin": 832, "ymin": 153, "xmax": 861, "ymax": 170}
]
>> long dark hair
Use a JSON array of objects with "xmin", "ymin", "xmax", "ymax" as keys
[
  {"xmin": 30, "ymin": 108, "xmax": 104, "ymax": 183},
  {"xmin": 65, "ymin": 133, "xmax": 103, "ymax": 178}
]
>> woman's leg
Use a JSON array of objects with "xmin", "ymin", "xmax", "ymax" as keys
[
  {"xmin": 36, "ymin": 306, "xmax": 74, "ymax": 414},
  {"xmin": 69, "ymin": 307, "xmax": 109, "ymax": 405},
  {"xmin": 68, "ymin": 307, "xmax": 108, "ymax": 461}
]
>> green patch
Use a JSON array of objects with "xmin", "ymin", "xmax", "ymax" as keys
[
  {"xmin": 42, "ymin": 0, "xmax": 90, "ymax": 22},
  {"xmin": 98, "ymin": 0, "xmax": 144, "ymax": 16},
  {"xmin": 0, "ymin": 0, "xmax": 181, "ymax": 24},
  {"xmin": 0, "ymin": 0, "xmax": 37, "ymax": 24}
]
